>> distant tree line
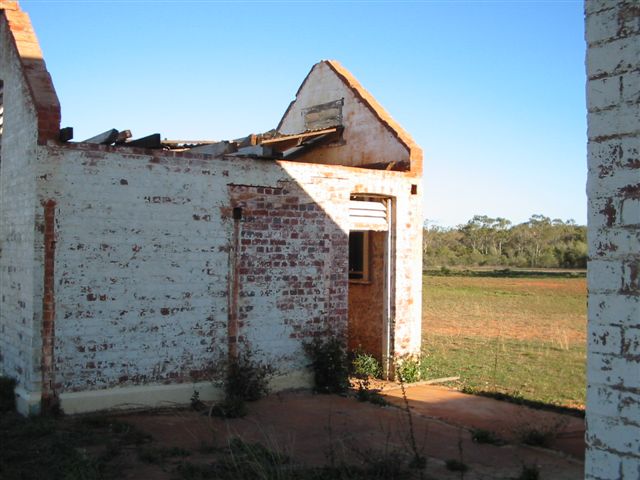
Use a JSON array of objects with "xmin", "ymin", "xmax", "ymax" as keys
[{"xmin": 423, "ymin": 215, "xmax": 587, "ymax": 269}]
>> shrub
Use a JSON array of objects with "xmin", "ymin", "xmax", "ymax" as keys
[
  {"xmin": 351, "ymin": 351, "xmax": 382, "ymax": 379},
  {"xmin": 0, "ymin": 376, "xmax": 16, "ymax": 412},
  {"xmin": 303, "ymin": 336, "xmax": 349, "ymax": 394},
  {"xmin": 211, "ymin": 350, "xmax": 274, "ymax": 419},
  {"xmin": 225, "ymin": 350, "xmax": 274, "ymax": 402}
]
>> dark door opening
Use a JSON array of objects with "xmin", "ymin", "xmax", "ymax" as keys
[{"xmin": 346, "ymin": 196, "xmax": 393, "ymax": 377}]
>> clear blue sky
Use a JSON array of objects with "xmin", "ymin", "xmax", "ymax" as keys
[{"xmin": 22, "ymin": 0, "xmax": 587, "ymax": 227}]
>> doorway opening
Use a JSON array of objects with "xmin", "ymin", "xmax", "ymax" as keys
[{"xmin": 347, "ymin": 195, "xmax": 393, "ymax": 378}]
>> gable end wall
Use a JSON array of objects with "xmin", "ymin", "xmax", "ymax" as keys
[
  {"xmin": 0, "ymin": 9, "xmax": 42, "ymax": 412},
  {"xmin": 278, "ymin": 62, "xmax": 413, "ymax": 171}
]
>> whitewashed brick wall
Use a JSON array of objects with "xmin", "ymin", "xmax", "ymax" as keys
[
  {"xmin": 585, "ymin": 0, "xmax": 640, "ymax": 478},
  {"xmin": 0, "ymin": 16, "xmax": 42, "ymax": 408},
  {"xmin": 35, "ymin": 144, "xmax": 422, "ymax": 404}
]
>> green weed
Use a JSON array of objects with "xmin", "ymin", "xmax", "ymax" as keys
[
  {"xmin": 396, "ymin": 357, "xmax": 421, "ymax": 383},
  {"xmin": 211, "ymin": 349, "xmax": 274, "ymax": 418},
  {"xmin": 351, "ymin": 350, "xmax": 381, "ymax": 379},
  {"xmin": 226, "ymin": 350, "xmax": 274, "ymax": 402},
  {"xmin": 303, "ymin": 336, "xmax": 349, "ymax": 394},
  {"xmin": 470, "ymin": 428, "xmax": 505, "ymax": 446}
]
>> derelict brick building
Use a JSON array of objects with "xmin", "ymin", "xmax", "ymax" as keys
[{"xmin": 0, "ymin": 1, "xmax": 423, "ymax": 414}]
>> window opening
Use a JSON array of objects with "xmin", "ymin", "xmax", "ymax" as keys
[{"xmin": 349, "ymin": 231, "xmax": 369, "ymax": 281}]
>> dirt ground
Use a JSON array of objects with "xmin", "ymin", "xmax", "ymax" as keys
[{"xmin": 113, "ymin": 385, "xmax": 584, "ymax": 479}]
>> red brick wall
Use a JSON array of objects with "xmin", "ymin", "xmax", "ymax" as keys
[{"xmin": 229, "ymin": 183, "xmax": 348, "ymax": 366}]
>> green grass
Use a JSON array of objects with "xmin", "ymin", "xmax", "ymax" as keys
[
  {"xmin": 421, "ymin": 335, "xmax": 586, "ymax": 408},
  {"xmin": 422, "ymin": 272, "xmax": 587, "ymax": 409}
]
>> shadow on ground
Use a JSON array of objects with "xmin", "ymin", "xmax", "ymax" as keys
[
  {"xmin": 0, "ymin": 385, "xmax": 584, "ymax": 479},
  {"xmin": 118, "ymin": 385, "xmax": 583, "ymax": 479}
]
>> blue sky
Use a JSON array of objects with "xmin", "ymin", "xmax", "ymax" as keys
[{"xmin": 22, "ymin": 0, "xmax": 587, "ymax": 227}]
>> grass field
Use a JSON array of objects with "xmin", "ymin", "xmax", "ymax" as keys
[{"xmin": 421, "ymin": 271, "xmax": 587, "ymax": 409}]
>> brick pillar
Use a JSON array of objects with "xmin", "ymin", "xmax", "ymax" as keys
[{"xmin": 585, "ymin": 1, "xmax": 640, "ymax": 478}]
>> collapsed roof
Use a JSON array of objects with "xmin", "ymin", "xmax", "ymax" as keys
[{"xmin": 0, "ymin": 1, "xmax": 421, "ymax": 175}]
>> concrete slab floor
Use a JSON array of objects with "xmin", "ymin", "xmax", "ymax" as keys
[
  {"xmin": 120, "ymin": 387, "xmax": 583, "ymax": 479},
  {"xmin": 382, "ymin": 385, "xmax": 585, "ymax": 460}
]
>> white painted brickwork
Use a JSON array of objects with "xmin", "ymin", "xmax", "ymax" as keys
[
  {"xmin": 0, "ymin": 15, "xmax": 42, "ymax": 412},
  {"xmin": 34, "ymin": 144, "xmax": 422, "ymax": 410},
  {"xmin": 586, "ymin": 0, "xmax": 640, "ymax": 478}
]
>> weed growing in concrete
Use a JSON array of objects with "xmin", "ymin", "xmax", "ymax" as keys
[
  {"xmin": 350, "ymin": 350, "xmax": 387, "ymax": 406},
  {"xmin": 451, "ymin": 427, "xmax": 468, "ymax": 479},
  {"xmin": 445, "ymin": 458, "xmax": 468, "ymax": 473},
  {"xmin": 355, "ymin": 380, "xmax": 389, "ymax": 407},
  {"xmin": 211, "ymin": 350, "xmax": 274, "ymax": 418},
  {"xmin": 138, "ymin": 445, "xmax": 191, "ymax": 464},
  {"xmin": 0, "ymin": 377, "xmax": 16, "ymax": 413},
  {"xmin": 226, "ymin": 437, "xmax": 291, "ymax": 474},
  {"xmin": 303, "ymin": 336, "xmax": 349, "ymax": 394},
  {"xmin": 226, "ymin": 350, "xmax": 274, "ymax": 402},
  {"xmin": 348, "ymin": 446, "xmax": 412, "ymax": 479},
  {"xmin": 210, "ymin": 397, "xmax": 248, "ymax": 419},
  {"xmin": 176, "ymin": 441, "xmax": 415, "ymax": 480},
  {"xmin": 175, "ymin": 436, "xmax": 293, "ymax": 479},
  {"xmin": 520, "ymin": 428, "xmax": 555, "ymax": 448},
  {"xmin": 351, "ymin": 350, "xmax": 381, "ymax": 378},
  {"xmin": 397, "ymin": 369, "xmax": 426, "ymax": 471},
  {"xmin": 470, "ymin": 428, "xmax": 505, "ymax": 446},
  {"xmin": 190, "ymin": 390, "xmax": 204, "ymax": 411},
  {"xmin": 517, "ymin": 417, "xmax": 567, "ymax": 448},
  {"xmin": 396, "ymin": 356, "xmax": 421, "ymax": 383},
  {"xmin": 516, "ymin": 464, "xmax": 540, "ymax": 480}
]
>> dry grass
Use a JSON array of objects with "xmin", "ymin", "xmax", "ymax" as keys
[
  {"xmin": 423, "ymin": 275, "xmax": 586, "ymax": 346},
  {"xmin": 421, "ymin": 273, "xmax": 587, "ymax": 408}
]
